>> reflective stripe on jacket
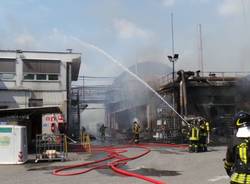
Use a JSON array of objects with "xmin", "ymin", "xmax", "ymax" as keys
[
  {"xmin": 189, "ymin": 127, "xmax": 199, "ymax": 141},
  {"xmin": 231, "ymin": 173, "xmax": 250, "ymax": 184}
]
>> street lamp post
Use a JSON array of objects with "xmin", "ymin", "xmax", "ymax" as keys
[
  {"xmin": 167, "ymin": 54, "xmax": 179, "ymax": 128},
  {"xmin": 168, "ymin": 54, "xmax": 179, "ymax": 82}
]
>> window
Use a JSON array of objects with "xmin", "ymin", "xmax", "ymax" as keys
[
  {"xmin": 36, "ymin": 74, "xmax": 47, "ymax": 80},
  {"xmin": 29, "ymin": 98, "xmax": 43, "ymax": 107},
  {"xmin": 24, "ymin": 74, "xmax": 35, "ymax": 80},
  {"xmin": 0, "ymin": 73, "xmax": 15, "ymax": 80},
  {"xmin": 0, "ymin": 59, "xmax": 16, "ymax": 80},
  {"xmin": 23, "ymin": 60, "xmax": 60, "ymax": 81},
  {"xmin": 23, "ymin": 73, "xmax": 59, "ymax": 81},
  {"xmin": 23, "ymin": 59, "xmax": 60, "ymax": 74},
  {"xmin": 48, "ymin": 74, "xmax": 59, "ymax": 80},
  {"xmin": 0, "ymin": 59, "xmax": 15, "ymax": 73}
]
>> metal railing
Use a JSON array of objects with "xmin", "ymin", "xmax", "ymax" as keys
[{"xmin": 158, "ymin": 71, "xmax": 250, "ymax": 86}]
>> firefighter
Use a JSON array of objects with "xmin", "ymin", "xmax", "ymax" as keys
[
  {"xmin": 80, "ymin": 126, "xmax": 86, "ymax": 142},
  {"xmin": 188, "ymin": 119, "xmax": 200, "ymax": 152},
  {"xmin": 132, "ymin": 119, "xmax": 141, "ymax": 144},
  {"xmin": 224, "ymin": 111, "xmax": 250, "ymax": 184},
  {"xmin": 99, "ymin": 124, "xmax": 106, "ymax": 141},
  {"xmin": 83, "ymin": 133, "xmax": 91, "ymax": 153},
  {"xmin": 199, "ymin": 118, "xmax": 210, "ymax": 152}
]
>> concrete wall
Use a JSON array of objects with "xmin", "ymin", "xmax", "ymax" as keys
[{"xmin": 0, "ymin": 50, "xmax": 81, "ymax": 118}]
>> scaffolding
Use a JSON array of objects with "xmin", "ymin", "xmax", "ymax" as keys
[{"xmin": 70, "ymin": 76, "xmax": 114, "ymax": 138}]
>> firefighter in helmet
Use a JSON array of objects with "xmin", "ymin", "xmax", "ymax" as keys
[
  {"xmin": 132, "ymin": 118, "xmax": 141, "ymax": 144},
  {"xmin": 188, "ymin": 119, "xmax": 200, "ymax": 152},
  {"xmin": 99, "ymin": 124, "xmax": 106, "ymax": 141},
  {"xmin": 199, "ymin": 118, "xmax": 210, "ymax": 152},
  {"xmin": 224, "ymin": 111, "xmax": 250, "ymax": 184}
]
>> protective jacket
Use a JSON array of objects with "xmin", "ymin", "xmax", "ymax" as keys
[
  {"xmin": 225, "ymin": 137, "xmax": 250, "ymax": 184},
  {"xmin": 133, "ymin": 123, "xmax": 140, "ymax": 134},
  {"xmin": 199, "ymin": 121, "xmax": 210, "ymax": 136},
  {"xmin": 189, "ymin": 126, "xmax": 200, "ymax": 141}
]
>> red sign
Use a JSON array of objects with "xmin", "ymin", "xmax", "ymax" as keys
[{"xmin": 57, "ymin": 114, "xmax": 64, "ymax": 123}]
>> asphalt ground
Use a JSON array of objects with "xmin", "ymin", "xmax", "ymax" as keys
[{"xmin": 0, "ymin": 145, "xmax": 229, "ymax": 184}]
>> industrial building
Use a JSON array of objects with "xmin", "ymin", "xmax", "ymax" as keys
[
  {"xmin": 0, "ymin": 50, "xmax": 81, "ymax": 149},
  {"xmin": 157, "ymin": 70, "xmax": 250, "ymax": 143},
  {"xmin": 104, "ymin": 66, "xmax": 250, "ymax": 143},
  {"xmin": 105, "ymin": 61, "xmax": 171, "ymax": 136}
]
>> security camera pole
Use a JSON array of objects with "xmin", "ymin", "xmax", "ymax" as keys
[
  {"xmin": 168, "ymin": 12, "xmax": 179, "ymax": 128},
  {"xmin": 167, "ymin": 54, "xmax": 179, "ymax": 114}
]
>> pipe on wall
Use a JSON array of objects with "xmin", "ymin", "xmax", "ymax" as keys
[
  {"xmin": 180, "ymin": 70, "xmax": 188, "ymax": 116},
  {"xmin": 179, "ymin": 81, "xmax": 183, "ymax": 116}
]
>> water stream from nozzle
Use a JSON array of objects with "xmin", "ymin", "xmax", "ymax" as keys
[{"xmin": 70, "ymin": 36, "xmax": 189, "ymax": 125}]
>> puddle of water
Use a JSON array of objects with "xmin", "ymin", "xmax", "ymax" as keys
[
  {"xmin": 27, "ymin": 165, "xmax": 62, "ymax": 171},
  {"xmin": 157, "ymin": 150, "xmax": 183, "ymax": 155},
  {"xmin": 150, "ymin": 147, "xmax": 184, "ymax": 155},
  {"xmin": 130, "ymin": 168, "xmax": 182, "ymax": 177}
]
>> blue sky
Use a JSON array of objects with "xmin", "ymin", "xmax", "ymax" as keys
[{"xmin": 0, "ymin": 0, "xmax": 250, "ymax": 77}]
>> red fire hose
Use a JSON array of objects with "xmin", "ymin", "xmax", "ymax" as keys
[{"xmin": 53, "ymin": 143, "xmax": 188, "ymax": 184}]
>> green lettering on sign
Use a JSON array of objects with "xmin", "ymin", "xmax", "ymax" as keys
[{"xmin": 0, "ymin": 128, "xmax": 12, "ymax": 133}]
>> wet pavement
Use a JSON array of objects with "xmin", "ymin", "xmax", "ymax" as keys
[{"xmin": 0, "ymin": 145, "xmax": 229, "ymax": 184}]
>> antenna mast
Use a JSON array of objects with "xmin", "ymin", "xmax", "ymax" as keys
[
  {"xmin": 171, "ymin": 12, "xmax": 175, "ymax": 55},
  {"xmin": 198, "ymin": 24, "xmax": 204, "ymax": 75}
]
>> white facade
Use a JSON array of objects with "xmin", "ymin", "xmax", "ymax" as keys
[{"xmin": 0, "ymin": 50, "xmax": 81, "ymax": 122}]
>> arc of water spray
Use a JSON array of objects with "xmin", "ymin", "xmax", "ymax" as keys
[{"xmin": 70, "ymin": 36, "xmax": 189, "ymax": 125}]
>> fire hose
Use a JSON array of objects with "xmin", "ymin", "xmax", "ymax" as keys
[{"xmin": 53, "ymin": 143, "xmax": 188, "ymax": 184}]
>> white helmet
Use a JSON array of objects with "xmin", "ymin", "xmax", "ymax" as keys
[
  {"xmin": 133, "ymin": 118, "xmax": 139, "ymax": 123},
  {"xmin": 236, "ymin": 126, "xmax": 250, "ymax": 138}
]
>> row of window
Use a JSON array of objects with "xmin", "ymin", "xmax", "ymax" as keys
[
  {"xmin": 0, "ymin": 59, "xmax": 61, "ymax": 81},
  {"xmin": 0, "ymin": 59, "xmax": 61, "ymax": 74},
  {"xmin": 0, "ymin": 73, "xmax": 59, "ymax": 81},
  {"xmin": 23, "ymin": 73, "xmax": 59, "ymax": 81}
]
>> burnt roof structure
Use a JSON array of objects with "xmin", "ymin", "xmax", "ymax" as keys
[{"xmin": 158, "ymin": 70, "xmax": 250, "ymax": 142}]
